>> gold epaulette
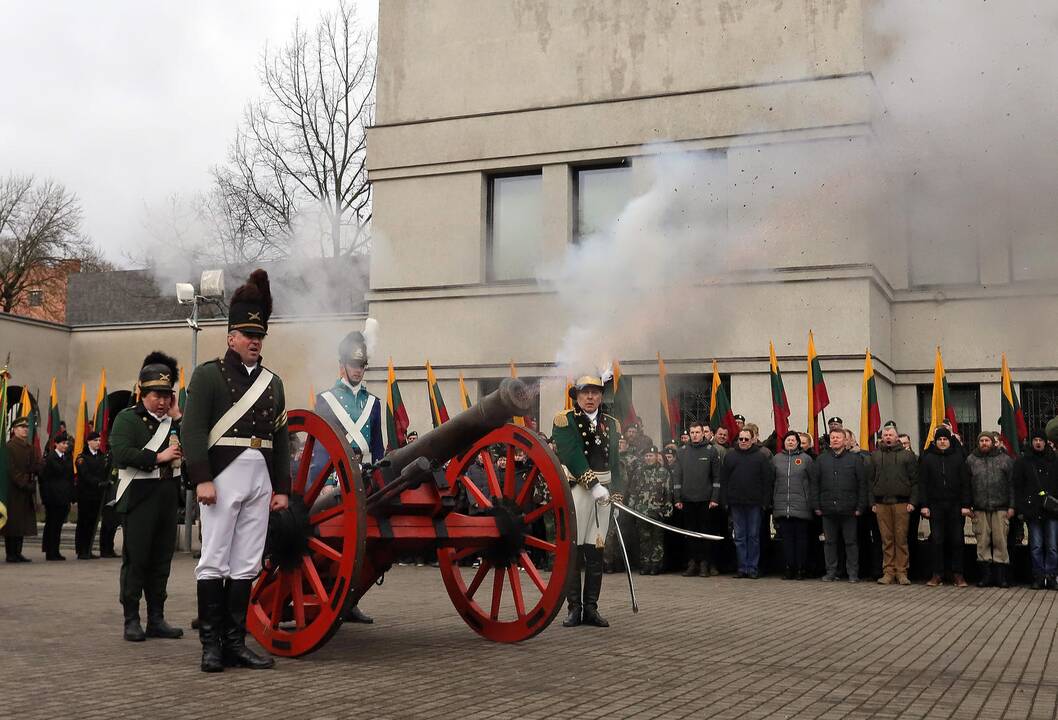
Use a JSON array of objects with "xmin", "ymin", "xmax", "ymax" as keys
[
  {"xmin": 553, "ymin": 410, "xmax": 570, "ymax": 428},
  {"xmin": 603, "ymin": 413, "xmax": 622, "ymax": 434}
]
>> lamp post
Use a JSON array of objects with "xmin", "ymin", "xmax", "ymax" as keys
[{"xmin": 176, "ymin": 269, "xmax": 225, "ymax": 553}]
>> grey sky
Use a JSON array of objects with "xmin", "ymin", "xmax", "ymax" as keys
[{"xmin": 0, "ymin": 0, "xmax": 377, "ymax": 266}]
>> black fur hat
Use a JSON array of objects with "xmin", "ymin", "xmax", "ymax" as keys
[
  {"xmin": 139, "ymin": 351, "xmax": 178, "ymax": 393},
  {"xmin": 228, "ymin": 269, "xmax": 272, "ymax": 336}
]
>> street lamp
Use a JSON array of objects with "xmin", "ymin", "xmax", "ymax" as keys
[{"xmin": 176, "ymin": 269, "xmax": 225, "ymax": 552}]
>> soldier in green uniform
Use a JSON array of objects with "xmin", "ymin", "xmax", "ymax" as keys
[
  {"xmin": 630, "ymin": 446, "xmax": 674, "ymax": 575},
  {"xmin": 182, "ymin": 269, "xmax": 290, "ymax": 673},
  {"xmin": 109, "ymin": 351, "xmax": 185, "ymax": 642},
  {"xmin": 551, "ymin": 375, "xmax": 621, "ymax": 628},
  {"xmin": 603, "ymin": 435, "xmax": 640, "ymax": 573}
]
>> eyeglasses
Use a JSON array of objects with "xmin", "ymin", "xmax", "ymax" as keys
[{"xmin": 738, "ymin": 437, "xmax": 752, "ymax": 442}]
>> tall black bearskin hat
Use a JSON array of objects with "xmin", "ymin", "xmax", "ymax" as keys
[
  {"xmin": 228, "ymin": 269, "xmax": 272, "ymax": 337},
  {"xmin": 139, "ymin": 351, "xmax": 178, "ymax": 394},
  {"xmin": 338, "ymin": 331, "xmax": 368, "ymax": 367}
]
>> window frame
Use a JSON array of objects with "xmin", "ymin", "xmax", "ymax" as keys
[
  {"xmin": 485, "ymin": 169, "xmax": 544, "ymax": 283},
  {"xmin": 916, "ymin": 382, "xmax": 982, "ymax": 447},
  {"xmin": 572, "ymin": 159, "xmax": 632, "ymax": 245}
]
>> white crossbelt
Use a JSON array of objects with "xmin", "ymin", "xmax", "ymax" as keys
[
  {"xmin": 208, "ymin": 368, "xmax": 275, "ymax": 449},
  {"xmin": 320, "ymin": 390, "xmax": 376, "ymax": 460},
  {"xmin": 113, "ymin": 417, "xmax": 177, "ymax": 504}
]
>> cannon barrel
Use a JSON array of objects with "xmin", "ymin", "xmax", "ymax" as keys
[{"xmin": 382, "ymin": 377, "xmax": 534, "ymax": 480}]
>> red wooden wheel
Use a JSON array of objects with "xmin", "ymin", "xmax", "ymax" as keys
[
  {"xmin": 246, "ymin": 409, "xmax": 366, "ymax": 657},
  {"xmin": 439, "ymin": 424, "xmax": 575, "ymax": 642}
]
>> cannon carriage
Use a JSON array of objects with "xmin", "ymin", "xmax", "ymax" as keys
[{"xmin": 248, "ymin": 378, "xmax": 577, "ymax": 657}]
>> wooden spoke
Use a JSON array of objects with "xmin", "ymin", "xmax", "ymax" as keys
[
  {"xmin": 309, "ymin": 503, "xmax": 344, "ymax": 526},
  {"xmin": 522, "ymin": 502, "xmax": 554, "ymax": 526},
  {"xmin": 251, "ymin": 568, "xmax": 277, "ymax": 602},
  {"xmin": 269, "ymin": 572, "xmax": 289, "ymax": 629},
  {"xmin": 482, "ymin": 452, "xmax": 503, "ymax": 498},
  {"xmin": 302, "ymin": 555, "xmax": 330, "ymax": 607},
  {"xmin": 503, "ymin": 446, "xmax": 516, "ymax": 498},
  {"xmin": 458, "ymin": 474, "xmax": 493, "ymax": 510},
  {"xmin": 450, "ymin": 546, "xmax": 483, "ymax": 563},
  {"xmin": 466, "ymin": 560, "xmax": 492, "ymax": 600},
  {"xmin": 523, "ymin": 535, "xmax": 557, "ymax": 554},
  {"xmin": 515, "ymin": 465, "xmax": 540, "ymax": 507},
  {"xmin": 292, "ymin": 436, "xmax": 316, "ymax": 495},
  {"xmin": 506, "ymin": 565, "xmax": 526, "ymax": 619},
  {"xmin": 518, "ymin": 552, "xmax": 548, "ymax": 594},
  {"xmin": 490, "ymin": 568, "xmax": 505, "ymax": 621},
  {"xmin": 303, "ymin": 461, "xmax": 334, "ymax": 508},
  {"xmin": 291, "ymin": 569, "xmax": 306, "ymax": 629},
  {"xmin": 307, "ymin": 537, "xmax": 342, "ymax": 563}
]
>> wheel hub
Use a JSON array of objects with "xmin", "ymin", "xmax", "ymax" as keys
[
  {"xmin": 482, "ymin": 497, "xmax": 527, "ymax": 568},
  {"xmin": 264, "ymin": 497, "xmax": 311, "ymax": 570}
]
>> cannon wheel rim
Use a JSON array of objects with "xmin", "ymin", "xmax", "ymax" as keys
[
  {"xmin": 246, "ymin": 409, "xmax": 366, "ymax": 657},
  {"xmin": 438, "ymin": 424, "xmax": 575, "ymax": 643}
]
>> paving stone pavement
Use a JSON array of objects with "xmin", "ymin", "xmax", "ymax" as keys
[{"xmin": 4, "ymin": 548, "xmax": 1058, "ymax": 720}]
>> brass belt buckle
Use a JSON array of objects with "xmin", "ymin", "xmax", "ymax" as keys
[{"xmin": 250, "ymin": 437, "xmax": 262, "ymax": 449}]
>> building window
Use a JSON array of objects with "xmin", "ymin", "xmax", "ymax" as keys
[
  {"xmin": 27, "ymin": 289, "xmax": 43, "ymax": 307},
  {"xmin": 574, "ymin": 162, "xmax": 633, "ymax": 243},
  {"xmin": 666, "ymin": 373, "xmax": 732, "ymax": 436},
  {"xmin": 916, "ymin": 383, "xmax": 981, "ymax": 447},
  {"xmin": 479, "ymin": 378, "xmax": 540, "ymax": 430},
  {"xmin": 1020, "ymin": 382, "xmax": 1058, "ymax": 433},
  {"xmin": 487, "ymin": 172, "xmax": 542, "ymax": 282}
]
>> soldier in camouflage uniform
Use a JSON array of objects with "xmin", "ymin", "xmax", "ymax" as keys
[
  {"xmin": 604, "ymin": 435, "xmax": 640, "ymax": 573},
  {"xmin": 630, "ymin": 447, "xmax": 674, "ymax": 575}
]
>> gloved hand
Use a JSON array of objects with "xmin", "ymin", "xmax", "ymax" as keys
[{"xmin": 591, "ymin": 483, "xmax": 610, "ymax": 502}]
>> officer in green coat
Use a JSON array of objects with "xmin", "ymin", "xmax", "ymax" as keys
[
  {"xmin": 551, "ymin": 375, "xmax": 621, "ymax": 628},
  {"xmin": 182, "ymin": 268, "xmax": 290, "ymax": 673},
  {"xmin": 109, "ymin": 351, "xmax": 185, "ymax": 642}
]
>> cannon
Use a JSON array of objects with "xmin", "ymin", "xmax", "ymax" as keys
[{"xmin": 247, "ymin": 378, "xmax": 577, "ymax": 656}]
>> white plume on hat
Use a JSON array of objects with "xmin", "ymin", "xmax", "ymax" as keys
[{"xmin": 363, "ymin": 318, "xmax": 380, "ymax": 357}]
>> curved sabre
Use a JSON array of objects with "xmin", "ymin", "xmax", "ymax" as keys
[{"xmin": 609, "ymin": 500, "xmax": 725, "ymax": 541}]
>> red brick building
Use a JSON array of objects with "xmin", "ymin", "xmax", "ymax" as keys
[{"xmin": 6, "ymin": 259, "xmax": 81, "ymax": 323}]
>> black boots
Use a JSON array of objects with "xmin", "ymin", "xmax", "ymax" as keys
[
  {"xmin": 222, "ymin": 579, "xmax": 275, "ymax": 669},
  {"xmin": 197, "ymin": 579, "xmax": 226, "ymax": 673},
  {"xmin": 145, "ymin": 600, "xmax": 184, "ymax": 639},
  {"xmin": 996, "ymin": 564, "xmax": 1010, "ymax": 589},
  {"xmin": 977, "ymin": 561, "xmax": 992, "ymax": 588},
  {"xmin": 343, "ymin": 604, "xmax": 374, "ymax": 624},
  {"xmin": 581, "ymin": 549, "xmax": 609, "ymax": 628},
  {"xmin": 123, "ymin": 605, "xmax": 146, "ymax": 642},
  {"xmin": 682, "ymin": 560, "xmax": 698, "ymax": 577},
  {"xmin": 563, "ymin": 556, "xmax": 582, "ymax": 627}
]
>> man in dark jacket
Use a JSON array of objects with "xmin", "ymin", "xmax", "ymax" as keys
[
  {"xmin": 3, "ymin": 417, "xmax": 40, "ymax": 562},
  {"xmin": 40, "ymin": 432, "xmax": 75, "ymax": 561},
  {"xmin": 720, "ymin": 429, "xmax": 775, "ymax": 578},
  {"xmin": 673, "ymin": 422, "xmax": 721, "ymax": 577},
  {"xmin": 810, "ymin": 427, "xmax": 868, "ymax": 582},
  {"xmin": 870, "ymin": 426, "xmax": 919, "ymax": 585},
  {"xmin": 1014, "ymin": 429, "xmax": 1058, "ymax": 589},
  {"xmin": 74, "ymin": 430, "xmax": 111, "ymax": 560},
  {"xmin": 965, "ymin": 432, "xmax": 1016, "ymax": 587},
  {"xmin": 919, "ymin": 427, "xmax": 971, "ymax": 587}
]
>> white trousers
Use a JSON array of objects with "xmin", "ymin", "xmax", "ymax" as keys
[
  {"xmin": 195, "ymin": 450, "xmax": 272, "ymax": 581},
  {"xmin": 573, "ymin": 471, "xmax": 611, "ymax": 547}
]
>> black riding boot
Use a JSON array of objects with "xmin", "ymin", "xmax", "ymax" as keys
[
  {"xmin": 197, "ymin": 579, "xmax": 226, "ymax": 673},
  {"xmin": 146, "ymin": 597, "xmax": 184, "ymax": 639},
  {"xmin": 562, "ymin": 549, "xmax": 583, "ymax": 627},
  {"xmin": 996, "ymin": 563, "xmax": 1010, "ymax": 588},
  {"xmin": 581, "ymin": 547, "xmax": 609, "ymax": 628},
  {"xmin": 222, "ymin": 579, "xmax": 275, "ymax": 669},
  {"xmin": 977, "ymin": 561, "xmax": 992, "ymax": 588},
  {"xmin": 123, "ymin": 603, "xmax": 146, "ymax": 642},
  {"xmin": 344, "ymin": 604, "xmax": 374, "ymax": 624}
]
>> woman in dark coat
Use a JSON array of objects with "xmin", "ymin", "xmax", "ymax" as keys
[
  {"xmin": 39, "ymin": 432, "xmax": 75, "ymax": 561},
  {"xmin": 772, "ymin": 431, "xmax": 814, "ymax": 579},
  {"xmin": 3, "ymin": 417, "xmax": 41, "ymax": 562}
]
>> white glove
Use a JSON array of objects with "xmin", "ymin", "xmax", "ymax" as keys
[{"xmin": 591, "ymin": 483, "xmax": 610, "ymax": 502}]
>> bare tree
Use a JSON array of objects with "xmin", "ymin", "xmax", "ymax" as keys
[
  {"xmin": 219, "ymin": 0, "xmax": 375, "ymax": 259},
  {"xmin": 0, "ymin": 174, "xmax": 89, "ymax": 312}
]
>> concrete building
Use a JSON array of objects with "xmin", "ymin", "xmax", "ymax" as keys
[
  {"xmin": 364, "ymin": 0, "xmax": 1058, "ymax": 448},
  {"xmin": 3, "ymin": 0, "xmax": 1055, "ymax": 450}
]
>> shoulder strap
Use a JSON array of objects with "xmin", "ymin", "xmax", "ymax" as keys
[
  {"xmin": 207, "ymin": 369, "xmax": 275, "ymax": 448},
  {"xmin": 114, "ymin": 417, "xmax": 173, "ymax": 504},
  {"xmin": 320, "ymin": 390, "xmax": 377, "ymax": 459}
]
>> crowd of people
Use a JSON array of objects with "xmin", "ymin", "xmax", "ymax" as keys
[{"xmin": 533, "ymin": 412, "xmax": 1058, "ymax": 590}]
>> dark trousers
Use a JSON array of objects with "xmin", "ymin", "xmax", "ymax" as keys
[
  {"xmin": 929, "ymin": 506, "xmax": 965, "ymax": 576},
  {"xmin": 75, "ymin": 487, "xmax": 103, "ymax": 556},
  {"xmin": 5, "ymin": 536, "xmax": 24, "ymax": 559},
  {"xmin": 566, "ymin": 544, "xmax": 604, "ymax": 611},
  {"xmin": 682, "ymin": 501, "xmax": 711, "ymax": 563},
  {"xmin": 705, "ymin": 505, "xmax": 727, "ymax": 568},
  {"xmin": 1028, "ymin": 517, "xmax": 1058, "ymax": 577},
  {"xmin": 42, "ymin": 503, "xmax": 69, "ymax": 558},
  {"xmin": 730, "ymin": 504, "xmax": 762, "ymax": 575},
  {"xmin": 775, "ymin": 517, "xmax": 810, "ymax": 572},
  {"xmin": 822, "ymin": 514, "xmax": 859, "ymax": 579},
  {"xmin": 120, "ymin": 480, "xmax": 178, "ymax": 610},
  {"xmin": 99, "ymin": 501, "xmax": 120, "ymax": 555}
]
